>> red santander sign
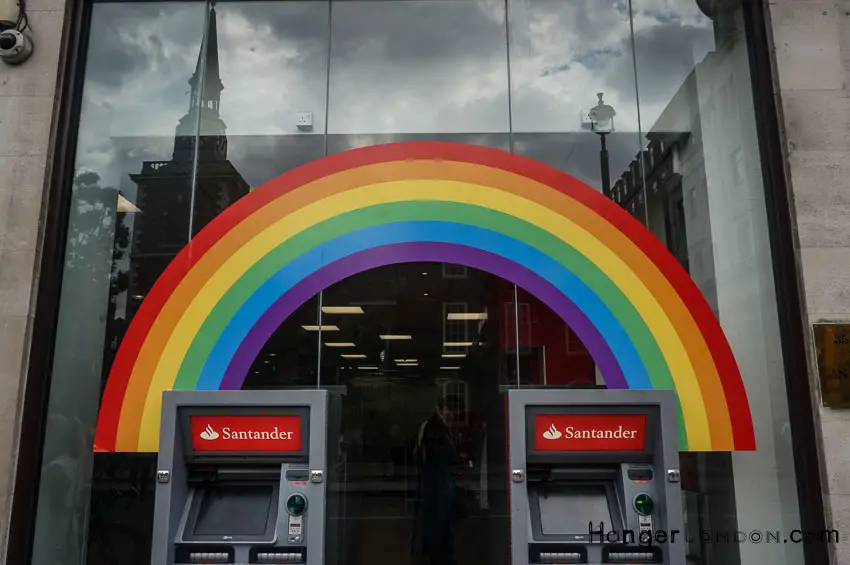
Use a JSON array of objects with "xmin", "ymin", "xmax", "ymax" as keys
[
  {"xmin": 534, "ymin": 414, "xmax": 646, "ymax": 451},
  {"xmin": 190, "ymin": 415, "xmax": 302, "ymax": 452}
]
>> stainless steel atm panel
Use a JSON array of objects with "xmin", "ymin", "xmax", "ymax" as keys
[
  {"xmin": 508, "ymin": 389, "xmax": 685, "ymax": 565},
  {"xmin": 151, "ymin": 390, "xmax": 328, "ymax": 565}
]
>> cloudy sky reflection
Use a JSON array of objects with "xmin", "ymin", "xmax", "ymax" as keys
[{"xmin": 75, "ymin": 0, "xmax": 718, "ymax": 193}]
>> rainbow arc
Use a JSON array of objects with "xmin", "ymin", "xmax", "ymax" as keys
[{"xmin": 93, "ymin": 142, "xmax": 756, "ymax": 453}]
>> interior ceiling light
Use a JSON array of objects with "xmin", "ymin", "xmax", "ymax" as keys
[
  {"xmin": 397, "ymin": 362, "xmax": 418, "ymax": 367},
  {"xmin": 440, "ymin": 366, "xmax": 461, "ymax": 370},
  {"xmin": 321, "ymin": 306, "xmax": 364, "ymax": 314},
  {"xmin": 341, "ymin": 354, "xmax": 367, "ymax": 358},
  {"xmin": 443, "ymin": 341, "xmax": 473, "ymax": 347},
  {"xmin": 358, "ymin": 365, "xmax": 379, "ymax": 370},
  {"xmin": 442, "ymin": 353, "xmax": 466, "ymax": 358},
  {"xmin": 395, "ymin": 359, "xmax": 417, "ymax": 364},
  {"xmin": 447, "ymin": 312, "xmax": 488, "ymax": 321},
  {"xmin": 380, "ymin": 334, "xmax": 412, "ymax": 340},
  {"xmin": 302, "ymin": 325, "xmax": 339, "ymax": 331},
  {"xmin": 325, "ymin": 342, "xmax": 356, "ymax": 347}
]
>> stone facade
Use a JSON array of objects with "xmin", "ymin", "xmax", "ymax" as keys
[
  {"xmin": 0, "ymin": 0, "xmax": 66, "ymax": 559},
  {"xmin": 0, "ymin": 0, "xmax": 848, "ymax": 564},
  {"xmin": 767, "ymin": 0, "xmax": 850, "ymax": 563}
]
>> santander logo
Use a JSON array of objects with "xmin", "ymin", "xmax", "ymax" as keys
[
  {"xmin": 199, "ymin": 424, "xmax": 219, "ymax": 440},
  {"xmin": 534, "ymin": 414, "xmax": 647, "ymax": 451},
  {"xmin": 190, "ymin": 415, "xmax": 302, "ymax": 452},
  {"xmin": 543, "ymin": 424, "xmax": 562, "ymax": 440}
]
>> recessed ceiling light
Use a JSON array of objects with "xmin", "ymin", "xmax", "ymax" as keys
[
  {"xmin": 442, "ymin": 353, "xmax": 466, "ymax": 358},
  {"xmin": 421, "ymin": 272, "xmax": 428, "ymax": 275},
  {"xmin": 447, "ymin": 312, "xmax": 488, "ymax": 321},
  {"xmin": 269, "ymin": 353, "xmax": 277, "ymax": 357},
  {"xmin": 395, "ymin": 359, "xmax": 417, "ymax": 364},
  {"xmin": 423, "ymin": 293, "xmax": 429, "ymax": 297},
  {"xmin": 397, "ymin": 362, "xmax": 418, "ymax": 367},
  {"xmin": 322, "ymin": 306, "xmax": 364, "ymax": 314},
  {"xmin": 358, "ymin": 365, "xmax": 379, "ymax": 370},
  {"xmin": 380, "ymin": 334, "xmax": 412, "ymax": 340},
  {"xmin": 302, "ymin": 325, "xmax": 340, "ymax": 331},
  {"xmin": 440, "ymin": 366, "xmax": 461, "ymax": 370},
  {"xmin": 443, "ymin": 342, "xmax": 473, "ymax": 347},
  {"xmin": 341, "ymin": 354, "xmax": 367, "ymax": 358},
  {"xmin": 325, "ymin": 342, "xmax": 356, "ymax": 347}
]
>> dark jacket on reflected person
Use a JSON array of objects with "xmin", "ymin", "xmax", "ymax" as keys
[{"xmin": 417, "ymin": 412, "xmax": 460, "ymax": 565}]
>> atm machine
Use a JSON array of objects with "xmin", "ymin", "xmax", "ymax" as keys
[
  {"xmin": 507, "ymin": 389, "xmax": 685, "ymax": 565},
  {"xmin": 151, "ymin": 390, "xmax": 328, "ymax": 565}
]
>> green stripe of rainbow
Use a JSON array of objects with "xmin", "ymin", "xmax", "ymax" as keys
[{"xmin": 93, "ymin": 142, "xmax": 755, "ymax": 453}]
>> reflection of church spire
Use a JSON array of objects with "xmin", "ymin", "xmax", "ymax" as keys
[
  {"xmin": 174, "ymin": 2, "xmax": 227, "ymax": 160},
  {"xmin": 189, "ymin": 2, "xmax": 223, "ymax": 114}
]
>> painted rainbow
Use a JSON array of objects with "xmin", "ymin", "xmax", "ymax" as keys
[{"xmin": 94, "ymin": 142, "xmax": 756, "ymax": 453}]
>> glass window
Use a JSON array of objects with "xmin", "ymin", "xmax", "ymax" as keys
[
  {"xmin": 29, "ymin": 0, "xmax": 807, "ymax": 565},
  {"xmin": 327, "ymin": 0, "xmax": 510, "ymax": 134}
]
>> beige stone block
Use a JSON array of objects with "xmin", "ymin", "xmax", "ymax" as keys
[
  {"xmin": 829, "ymin": 495, "xmax": 850, "ymax": 560},
  {"xmin": 0, "ymin": 316, "xmax": 25, "ymax": 422},
  {"xmin": 800, "ymin": 247, "xmax": 850, "ymax": 313},
  {"xmin": 0, "ymin": 177, "xmax": 11, "ymax": 249},
  {"xmin": 0, "ymin": 492, "xmax": 7, "ymax": 565},
  {"xmin": 782, "ymin": 90, "xmax": 850, "ymax": 152},
  {"xmin": 0, "ymin": 249, "xmax": 35, "ymax": 317},
  {"xmin": 770, "ymin": 2, "xmax": 846, "ymax": 91},
  {"xmin": 0, "ymin": 11, "xmax": 63, "ymax": 97},
  {"xmin": 789, "ymin": 151, "xmax": 850, "ymax": 247},
  {"xmin": 0, "ymin": 420, "xmax": 15, "ymax": 495},
  {"xmin": 0, "ymin": 96, "xmax": 54, "ymax": 157},
  {"xmin": 820, "ymin": 408, "xmax": 850, "ymax": 495},
  {"xmin": 0, "ymin": 156, "xmax": 46, "ymax": 251}
]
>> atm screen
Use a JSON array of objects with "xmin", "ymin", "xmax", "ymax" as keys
[
  {"xmin": 537, "ymin": 485, "xmax": 612, "ymax": 534},
  {"xmin": 193, "ymin": 484, "xmax": 275, "ymax": 536}
]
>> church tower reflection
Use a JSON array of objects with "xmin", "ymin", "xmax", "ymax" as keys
[{"xmin": 126, "ymin": 2, "xmax": 249, "ymax": 319}]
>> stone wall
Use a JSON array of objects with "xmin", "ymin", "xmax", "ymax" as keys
[
  {"xmin": 0, "ymin": 0, "xmax": 66, "ymax": 560},
  {"xmin": 766, "ymin": 0, "xmax": 850, "ymax": 562}
]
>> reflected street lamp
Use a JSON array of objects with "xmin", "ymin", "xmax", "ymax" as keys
[{"xmin": 588, "ymin": 93, "xmax": 616, "ymax": 198}]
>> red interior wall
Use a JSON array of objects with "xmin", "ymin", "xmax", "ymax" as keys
[{"xmin": 496, "ymin": 281, "xmax": 596, "ymax": 386}]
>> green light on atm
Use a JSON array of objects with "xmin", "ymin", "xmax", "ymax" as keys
[
  {"xmin": 633, "ymin": 493, "xmax": 654, "ymax": 516},
  {"xmin": 286, "ymin": 493, "xmax": 307, "ymax": 516}
]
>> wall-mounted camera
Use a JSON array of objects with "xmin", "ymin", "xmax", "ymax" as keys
[{"xmin": 0, "ymin": 29, "xmax": 32, "ymax": 65}]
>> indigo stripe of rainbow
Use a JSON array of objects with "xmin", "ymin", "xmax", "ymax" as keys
[{"xmin": 93, "ymin": 141, "xmax": 754, "ymax": 454}]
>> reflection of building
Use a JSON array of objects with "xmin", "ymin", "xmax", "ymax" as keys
[{"xmin": 127, "ymin": 5, "xmax": 248, "ymax": 315}]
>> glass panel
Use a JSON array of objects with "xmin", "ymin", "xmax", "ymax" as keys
[
  {"xmin": 628, "ymin": 0, "xmax": 804, "ymax": 564},
  {"xmin": 327, "ymin": 0, "xmax": 510, "ymax": 134},
  {"xmin": 508, "ymin": 0, "xmax": 641, "ymax": 137},
  {"xmin": 308, "ymin": 263, "xmax": 513, "ymax": 565},
  {"xmin": 30, "ymin": 5, "xmax": 209, "ymax": 565}
]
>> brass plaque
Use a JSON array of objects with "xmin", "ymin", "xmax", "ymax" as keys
[{"xmin": 814, "ymin": 323, "xmax": 850, "ymax": 407}]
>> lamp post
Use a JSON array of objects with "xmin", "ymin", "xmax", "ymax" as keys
[{"xmin": 588, "ymin": 93, "xmax": 616, "ymax": 198}]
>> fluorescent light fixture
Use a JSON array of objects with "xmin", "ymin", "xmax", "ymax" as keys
[
  {"xmin": 447, "ymin": 312, "xmax": 488, "ymax": 321},
  {"xmin": 442, "ymin": 353, "xmax": 466, "ymax": 358},
  {"xmin": 380, "ymin": 334, "xmax": 412, "ymax": 340},
  {"xmin": 325, "ymin": 342, "xmax": 356, "ymax": 347},
  {"xmin": 395, "ymin": 359, "xmax": 417, "ymax": 364},
  {"xmin": 358, "ymin": 365, "xmax": 379, "ymax": 370},
  {"xmin": 440, "ymin": 366, "xmax": 461, "ymax": 370},
  {"xmin": 443, "ymin": 341, "xmax": 473, "ymax": 347},
  {"xmin": 397, "ymin": 362, "xmax": 418, "ymax": 367},
  {"xmin": 302, "ymin": 325, "xmax": 339, "ymax": 331},
  {"xmin": 341, "ymin": 354, "xmax": 367, "ymax": 359},
  {"xmin": 321, "ymin": 306, "xmax": 364, "ymax": 314}
]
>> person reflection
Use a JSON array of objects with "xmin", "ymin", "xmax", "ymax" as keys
[{"xmin": 416, "ymin": 396, "xmax": 464, "ymax": 565}]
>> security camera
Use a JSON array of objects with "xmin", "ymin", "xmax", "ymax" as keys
[{"xmin": 0, "ymin": 29, "xmax": 32, "ymax": 65}]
